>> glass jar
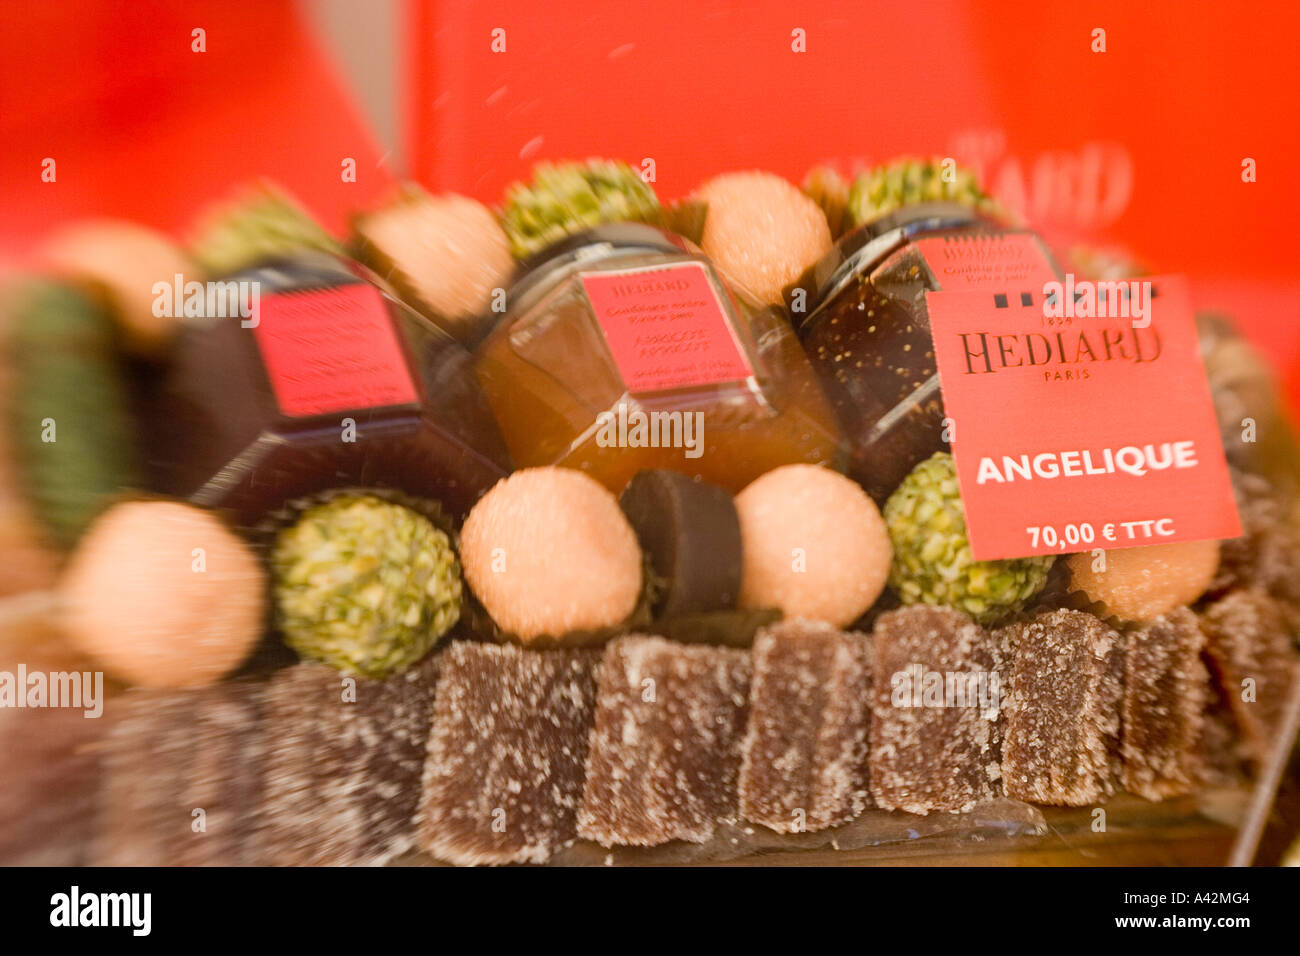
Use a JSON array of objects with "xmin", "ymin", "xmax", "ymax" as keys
[
  {"xmin": 787, "ymin": 202, "xmax": 1063, "ymax": 502},
  {"xmin": 153, "ymin": 253, "xmax": 512, "ymax": 528},
  {"xmin": 472, "ymin": 223, "xmax": 845, "ymax": 494}
]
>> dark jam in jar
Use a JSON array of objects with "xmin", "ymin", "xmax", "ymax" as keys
[
  {"xmin": 153, "ymin": 254, "xmax": 512, "ymax": 528},
  {"xmin": 787, "ymin": 202, "xmax": 1062, "ymax": 502}
]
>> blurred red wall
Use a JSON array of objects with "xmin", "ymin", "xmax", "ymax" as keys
[{"xmin": 407, "ymin": 0, "xmax": 1300, "ymax": 404}]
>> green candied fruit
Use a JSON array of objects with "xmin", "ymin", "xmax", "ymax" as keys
[
  {"xmin": 190, "ymin": 181, "xmax": 342, "ymax": 275},
  {"xmin": 884, "ymin": 452, "xmax": 1053, "ymax": 625},
  {"xmin": 845, "ymin": 157, "xmax": 1002, "ymax": 230},
  {"xmin": 272, "ymin": 495, "xmax": 462, "ymax": 677},
  {"xmin": 500, "ymin": 158, "xmax": 661, "ymax": 259}
]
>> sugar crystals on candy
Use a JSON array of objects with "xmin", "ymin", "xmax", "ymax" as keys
[
  {"xmin": 1120, "ymin": 608, "xmax": 1207, "ymax": 800},
  {"xmin": 578, "ymin": 635, "xmax": 751, "ymax": 846},
  {"xmin": 999, "ymin": 609, "xmax": 1121, "ymax": 806},
  {"xmin": 418, "ymin": 642, "xmax": 598, "ymax": 865},
  {"xmin": 868, "ymin": 606, "xmax": 1001, "ymax": 814},
  {"xmin": 262, "ymin": 655, "xmax": 441, "ymax": 865},
  {"xmin": 1199, "ymin": 589, "xmax": 1299, "ymax": 767},
  {"xmin": 97, "ymin": 684, "xmax": 264, "ymax": 866},
  {"xmin": 739, "ymin": 619, "xmax": 871, "ymax": 832}
]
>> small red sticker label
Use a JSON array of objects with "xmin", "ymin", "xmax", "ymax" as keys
[
  {"xmin": 915, "ymin": 233, "xmax": 1057, "ymax": 291},
  {"xmin": 252, "ymin": 284, "xmax": 419, "ymax": 418},
  {"xmin": 927, "ymin": 274, "xmax": 1240, "ymax": 560},
  {"xmin": 580, "ymin": 261, "xmax": 754, "ymax": 392}
]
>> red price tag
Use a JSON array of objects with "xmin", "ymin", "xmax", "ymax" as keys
[{"xmin": 927, "ymin": 274, "xmax": 1240, "ymax": 560}]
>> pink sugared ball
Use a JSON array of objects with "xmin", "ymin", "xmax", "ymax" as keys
[
  {"xmin": 695, "ymin": 171, "xmax": 832, "ymax": 305},
  {"xmin": 460, "ymin": 467, "xmax": 643, "ymax": 642},
  {"xmin": 736, "ymin": 464, "xmax": 891, "ymax": 626}
]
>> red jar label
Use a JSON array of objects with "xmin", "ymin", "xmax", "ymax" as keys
[
  {"xmin": 914, "ymin": 232, "xmax": 1057, "ymax": 291},
  {"xmin": 252, "ymin": 284, "xmax": 419, "ymax": 418},
  {"xmin": 580, "ymin": 261, "xmax": 754, "ymax": 392},
  {"xmin": 926, "ymin": 274, "xmax": 1240, "ymax": 560}
]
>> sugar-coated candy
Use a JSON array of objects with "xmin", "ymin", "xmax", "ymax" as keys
[
  {"xmin": 418, "ymin": 642, "xmax": 598, "ymax": 865},
  {"xmin": 1065, "ymin": 540, "xmax": 1219, "ymax": 622},
  {"xmin": 262, "ymin": 655, "xmax": 440, "ymax": 865},
  {"xmin": 695, "ymin": 171, "xmax": 832, "ymax": 305},
  {"xmin": 868, "ymin": 606, "xmax": 1002, "ymax": 813},
  {"xmin": 999, "ymin": 609, "xmax": 1122, "ymax": 806},
  {"xmin": 173, "ymin": 683, "xmax": 265, "ymax": 866},
  {"xmin": 1120, "ymin": 608, "xmax": 1208, "ymax": 800},
  {"xmin": 96, "ymin": 683, "xmax": 265, "ymax": 865},
  {"xmin": 352, "ymin": 186, "xmax": 513, "ymax": 342},
  {"xmin": 61, "ymin": 501, "xmax": 265, "ymax": 688},
  {"xmin": 38, "ymin": 219, "xmax": 194, "ymax": 356},
  {"xmin": 459, "ymin": 467, "xmax": 643, "ymax": 642},
  {"xmin": 885, "ymin": 453, "xmax": 1053, "ymax": 625},
  {"xmin": 579, "ymin": 635, "xmax": 751, "ymax": 846},
  {"xmin": 1199, "ymin": 589, "xmax": 1299, "ymax": 767},
  {"xmin": 739, "ymin": 619, "xmax": 872, "ymax": 832},
  {"xmin": 0, "ymin": 701, "xmax": 102, "ymax": 865},
  {"xmin": 736, "ymin": 464, "xmax": 892, "ymax": 627}
]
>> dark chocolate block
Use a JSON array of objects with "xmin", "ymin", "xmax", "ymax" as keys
[
  {"xmin": 739, "ymin": 619, "xmax": 872, "ymax": 832},
  {"xmin": 1120, "ymin": 608, "xmax": 1208, "ymax": 800},
  {"xmin": 1000, "ymin": 609, "xmax": 1121, "ymax": 806},
  {"xmin": 1200, "ymin": 589, "xmax": 1299, "ymax": 767},
  {"xmin": 578, "ymin": 635, "xmax": 751, "ymax": 846},
  {"xmin": 619, "ymin": 469, "xmax": 742, "ymax": 617},
  {"xmin": 419, "ymin": 642, "xmax": 598, "ymax": 865},
  {"xmin": 869, "ymin": 606, "xmax": 1002, "ymax": 813}
]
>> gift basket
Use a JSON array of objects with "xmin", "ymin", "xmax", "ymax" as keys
[{"xmin": 2, "ymin": 151, "xmax": 1298, "ymax": 868}]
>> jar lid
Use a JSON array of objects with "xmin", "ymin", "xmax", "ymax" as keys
[
  {"xmin": 784, "ymin": 202, "xmax": 995, "ymax": 331},
  {"xmin": 501, "ymin": 222, "xmax": 693, "ymax": 317}
]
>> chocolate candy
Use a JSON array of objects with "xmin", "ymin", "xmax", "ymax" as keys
[
  {"xmin": 999, "ymin": 609, "xmax": 1122, "ymax": 806},
  {"xmin": 418, "ymin": 643, "xmax": 598, "ymax": 865},
  {"xmin": 578, "ymin": 635, "xmax": 751, "ymax": 846},
  {"xmin": 868, "ymin": 606, "xmax": 1001, "ymax": 813},
  {"xmin": 619, "ymin": 469, "xmax": 742, "ymax": 617},
  {"xmin": 1121, "ymin": 608, "xmax": 1208, "ymax": 800},
  {"xmin": 1199, "ymin": 589, "xmax": 1299, "ymax": 767},
  {"xmin": 739, "ymin": 619, "xmax": 872, "ymax": 832}
]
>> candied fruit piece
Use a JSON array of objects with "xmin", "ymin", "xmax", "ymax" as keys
[
  {"xmin": 1120, "ymin": 608, "xmax": 1208, "ymax": 800},
  {"xmin": 578, "ymin": 635, "xmax": 751, "ymax": 846},
  {"xmin": 418, "ymin": 643, "xmax": 598, "ymax": 865},
  {"xmin": 999, "ymin": 609, "xmax": 1121, "ymax": 806},
  {"xmin": 868, "ymin": 606, "xmax": 1002, "ymax": 814},
  {"xmin": 1199, "ymin": 589, "xmax": 1299, "ymax": 768},
  {"xmin": 739, "ymin": 619, "xmax": 872, "ymax": 832},
  {"xmin": 263, "ymin": 656, "xmax": 440, "ymax": 865}
]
